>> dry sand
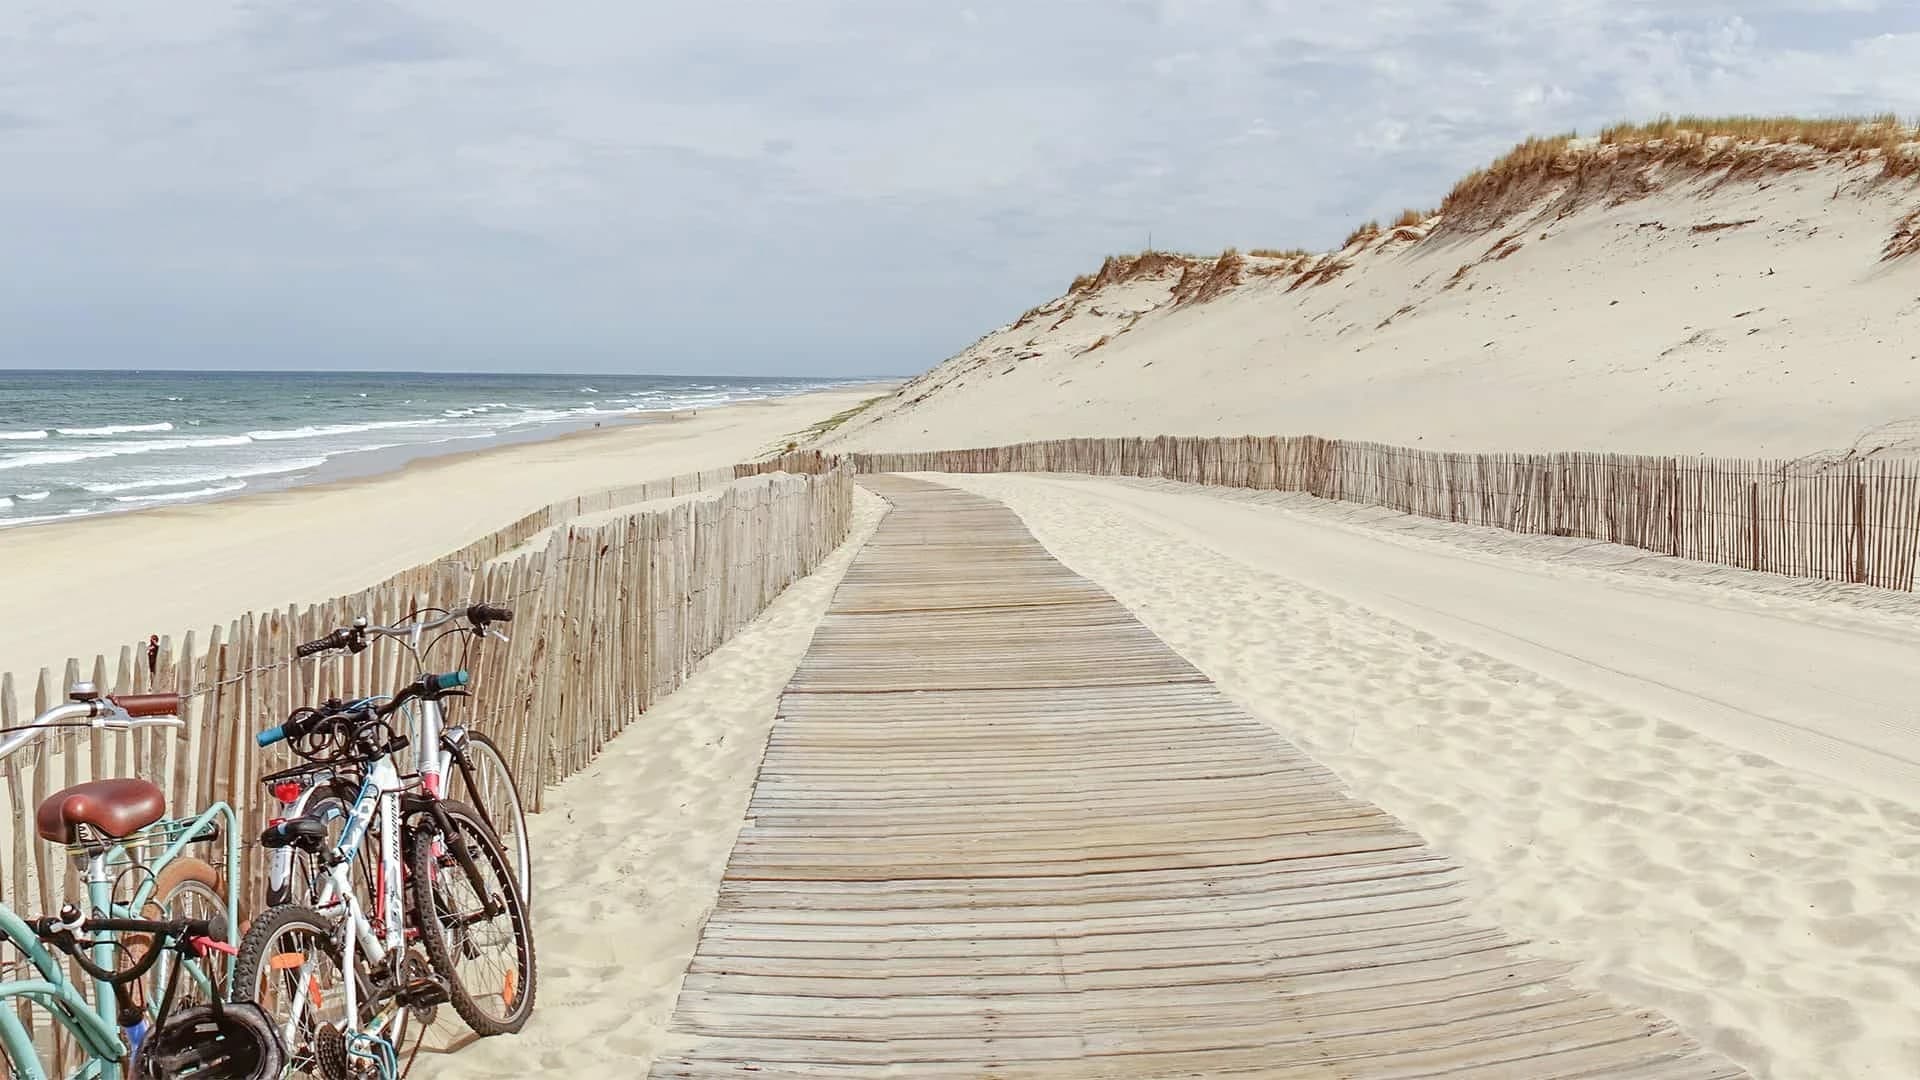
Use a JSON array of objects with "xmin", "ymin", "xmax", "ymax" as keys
[
  {"xmin": 416, "ymin": 488, "xmax": 886, "ymax": 1078},
  {"xmin": 935, "ymin": 472, "xmax": 1920, "ymax": 1080},
  {"xmin": 485, "ymin": 475, "xmax": 773, "ymax": 567},
  {"xmin": 827, "ymin": 160, "xmax": 1920, "ymax": 461},
  {"xmin": 0, "ymin": 389, "xmax": 878, "ymax": 688}
]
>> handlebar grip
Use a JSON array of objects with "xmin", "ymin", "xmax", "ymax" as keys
[
  {"xmin": 293, "ymin": 630, "xmax": 336, "ymax": 657},
  {"xmin": 108, "ymin": 692, "xmax": 180, "ymax": 718},
  {"xmin": 425, "ymin": 670, "xmax": 470, "ymax": 693},
  {"xmin": 256, "ymin": 725, "xmax": 288, "ymax": 748},
  {"xmin": 297, "ymin": 627, "xmax": 357, "ymax": 658},
  {"xmin": 466, "ymin": 603, "xmax": 513, "ymax": 624}
]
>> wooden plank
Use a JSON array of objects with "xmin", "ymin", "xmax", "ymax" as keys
[{"xmin": 650, "ymin": 476, "xmax": 1741, "ymax": 1079}]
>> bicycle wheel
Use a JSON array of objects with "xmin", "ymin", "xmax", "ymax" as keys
[
  {"xmin": 446, "ymin": 731, "xmax": 532, "ymax": 904},
  {"xmin": 409, "ymin": 799, "xmax": 536, "ymax": 1036},
  {"xmin": 230, "ymin": 904, "xmax": 375, "ymax": 1079},
  {"xmin": 143, "ymin": 856, "xmax": 229, "ymax": 1008}
]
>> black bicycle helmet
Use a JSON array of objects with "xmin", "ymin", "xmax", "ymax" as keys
[{"xmin": 133, "ymin": 1002, "xmax": 285, "ymax": 1080}]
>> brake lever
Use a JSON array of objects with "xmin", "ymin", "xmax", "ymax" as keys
[{"xmin": 488, "ymin": 628, "xmax": 511, "ymax": 644}]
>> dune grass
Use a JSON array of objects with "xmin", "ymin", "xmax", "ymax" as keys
[
  {"xmin": 1890, "ymin": 206, "xmax": 1920, "ymax": 260},
  {"xmin": 1053, "ymin": 114, "xmax": 1920, "ymax": 305},
  {"xmin": 1068, "ymin": 250, "xmax": 1198, "ymax": 294},
  {"xmin": 1444, "ymin": 114, "xmax": 1920, "ymax": 219},
  {"xmin": 1599, "ymin": 114, "xmax": 1917, "ymax": 154},
  {"xmin": 1171, "ymin": 248, "xmax": 1246, "ymax": 305},
  {"xmin": 778, "ymin": 395, "xmax": 889, "ymax": 451}
]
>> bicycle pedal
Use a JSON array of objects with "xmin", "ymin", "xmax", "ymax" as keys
[{"xmin": 401, "ymin": 974, "xmax": 451, "ymax": 1009}]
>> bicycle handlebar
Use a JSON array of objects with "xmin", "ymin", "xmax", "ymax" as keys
[
  {"xmin": 296, "ymin": 627, "xmax": 356, "ymax": 658},
  {"xmin": 255, "ymin": 721, "xmax": 295, "ymax": 748},
  {"xmin": 0, "ymin": 690, "xmax": 184, "ymax": 762},
  {"xmin": 29, "ymin": 910, "xmax": 224, "ymax": 984},
  {"xmin": 296, "ymin": 602, "xmax": 512, "ymax": 657},
  {"xmin": 257, "ymin": 670, "xmax": 467, "ymax": 748}
]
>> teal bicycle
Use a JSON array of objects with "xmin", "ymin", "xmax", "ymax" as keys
[{"xmin": 0, "ymin": 683, "xmax": 246, "ymax": 1080}]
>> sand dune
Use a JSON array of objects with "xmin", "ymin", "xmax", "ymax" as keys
[
  {"xmin": 827, "ymin": 147, "xmax": 1920, "ymax": 461},
  {"xmin": 935, "ymin": 472, "xmax": 1920, "ymax": 1080}
]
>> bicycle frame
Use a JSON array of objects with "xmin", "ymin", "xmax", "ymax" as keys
[
  {"xmin": 265, "ymin": 693, "xmax": 452, "ymax": 905},
  {"xmin": 296, "ymin": 756, "xmax": 410, "ymax": 1054},
  {"xmin": 0, "ymin": 694, "xmax": 240, "ymax": 1080},
  {"xmin": 0, "ymin": 808, "xmax": 242, "ymax": 1080},
  {"xmin": 0, "ymin": 906, "xmax": 122, "ymax": 1080}
]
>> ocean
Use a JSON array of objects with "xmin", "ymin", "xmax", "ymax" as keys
[{"xmin": 0, "ymin": 370, "xmax": 855, "ymax": 529}]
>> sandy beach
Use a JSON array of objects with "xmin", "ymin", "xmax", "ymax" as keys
[
  {"xmin": 0, "ymin": 387, "xmax": 881, "ymax": 686},
  {"xmin": 403, "ymin": 467, "xmax": 1920, "ymax": 1079},
  {"xmin": 412, "ymin": 488, "xmax": 888, "ymax": 1076},
  {"xmin": 3, "ymin": 115, "xmax": 1915, "ymax": 1080},
  {"xmin": 12, "ymin": 0, "xmax": 1920, "ymax": 1072},
  {"xmin": 934, "ymin": 472, "xmax": 1920, "ymax": 1080}
]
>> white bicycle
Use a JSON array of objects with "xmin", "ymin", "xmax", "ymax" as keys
[
  {"xmin": 262, "ymin": 604, "xmax": 531, "ymax": 909},
  {"xmin": 237, "ymin": 667, "xmax": 536, "ymax": 1079}
]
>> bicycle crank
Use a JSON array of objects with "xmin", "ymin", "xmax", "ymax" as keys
[{"xmin": 398, "ymin": 949, "xmax": 449, "ymax": 1022}]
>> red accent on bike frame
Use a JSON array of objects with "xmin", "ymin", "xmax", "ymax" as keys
[{"xmin": 191, "ymin": 936, "xmax": 240, "ymax": 958}]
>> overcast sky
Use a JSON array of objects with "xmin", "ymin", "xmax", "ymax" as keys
[{"xmin": 2, "ymin": 2, "xmax": 1917, "ymax": 376}]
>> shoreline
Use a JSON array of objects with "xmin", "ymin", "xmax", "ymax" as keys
[
  {"xmin": 0, "ymin": 385, "xmax": 890, "ymax": 685},
  {"xmin": 0, "ymin": 380, "xmax": 897, "ymax": 534}
]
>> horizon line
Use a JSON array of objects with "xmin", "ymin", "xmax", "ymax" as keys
[{"xmin": 0, "ymin": 367, "xmax": 907, "ymax": 380}]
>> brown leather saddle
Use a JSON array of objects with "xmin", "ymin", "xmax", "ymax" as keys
[{"xmin": 35, "ymin": 778, "xmax": 167, "ymax": 846}]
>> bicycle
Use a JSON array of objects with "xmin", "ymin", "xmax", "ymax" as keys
[
  {"xmin": 235, "ymin": 671, "xmax": 536, "ymax": 1079},
  {"xmin": 270, "ymin": 604, "xmax": 530, "ymax": 905},
  {"xmin": 0, "ymin": 686, "xmax": 243, "ymax": 1080},
  {"xmin": 27, "ymin": 913, "xmax": 281, "ymax": 1080}
]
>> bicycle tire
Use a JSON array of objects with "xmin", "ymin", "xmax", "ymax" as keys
[
  {"xmin": 408, "ymin": 799, "xmax": 536, "ymax": 1036},
  {"xmin": 446, "ymin": 731, "xmax": 533, "ymax": 904},
  {"xmin": 230, "ymin": 904, "xmax": 387, "ymax": 1079},
  {"xmin": 143, "ymin": 856, "xmax": 229, "ymax": 1008}
]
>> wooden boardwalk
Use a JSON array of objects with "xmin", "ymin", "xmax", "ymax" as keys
[{"xmin": 650, "ymin": 476, "xmax": 1745, "ymax": 1079}]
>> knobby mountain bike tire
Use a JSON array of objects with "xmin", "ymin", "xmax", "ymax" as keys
[
  {"xmin": 230, "ymin": 904, "xmax": 393, "ymax": 1080},
  {"xmin": 408, "ymin": 799, "xmax": 537, "ymax": 1036}
]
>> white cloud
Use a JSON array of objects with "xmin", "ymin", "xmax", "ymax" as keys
[{"xmin": 0, "ymin": 1, "xmax": 1916, "ymax": 374}]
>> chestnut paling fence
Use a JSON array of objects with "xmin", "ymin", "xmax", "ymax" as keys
[
  {"xmin": 6, "ymin": 430, "xmax": 1920, "ymax": 1063},
  {"xmin": 0, "ymin": 452, "xmax": 849, "ymax": 1070},
  {"xmin": 850, "ymin": 436, "xmax": 1920, "ymax": 590}
]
